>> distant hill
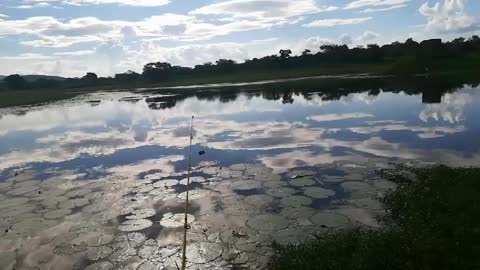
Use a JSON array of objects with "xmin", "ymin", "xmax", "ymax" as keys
[{"xmin": 0, "ymin": 75, "xmax": 65, "ymax": 82}]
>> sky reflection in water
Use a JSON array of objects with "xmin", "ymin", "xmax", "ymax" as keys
[{"xmin": 1, "ymin": 81, "xmax": 480, "ymax": 180}]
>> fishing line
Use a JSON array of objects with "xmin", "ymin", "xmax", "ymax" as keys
[{"xmin": 180, "ymin": 115, "xmax": 194, "ymax": 270}]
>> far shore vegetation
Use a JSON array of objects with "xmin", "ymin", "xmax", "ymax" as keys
[
  {"xmin": 1, "ymin": 35, "xmax": 480, "ymax": 108},
  {"xmin": 268, "ymin": 165, "xmax": 480, "ymax": 270}
]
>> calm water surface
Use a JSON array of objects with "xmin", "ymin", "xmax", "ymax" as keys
[
  {"xmin": 1, "ymin": 79, "xmax": 479, "ymax": 178},
  {"xmin": 1, "ymin": 78, "xmax": 480, "ymax": 269}
]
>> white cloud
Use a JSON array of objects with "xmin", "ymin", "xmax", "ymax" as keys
[
  {"xmin": 119, "ymin": 40, "xmax": 274, "ymax": 71},
  {"xmin": 54, "ymin": 50, "xmax": 95, "ymax": 56},
  {"xmin": 361, "ymin": 4, "xmax": 407, "ymax": 12},
  {"xmin": 14, "ymin": 2, "xmax": 51, "ymax": 8},
  {"xmin": 20, "ymin": 36, "xmax": 103, "ymax": 48},
  {"xmin": 0, "ymin": 14, "xmax": 10, "ymax": 18},
  {"xmin": 350, "ymin": 124, "xmax": 466, "ymax": 139},
  {"xmin": 303, "ymin": 17, "xmax": 372, "ymax": 27},
  {"xmin": 358, "ymin": 30, "xmax": 380, "ymax": 41},
  {"xmin": 419, "ymin": 91, "xmax": 472, "ymax": 123},
  {"xmin": 419, "ymin": 0, "xmax": 478, "ymax": 33},
  {"xmin": 307, "ymin": 113, "xmax": 373, "ymax": 122},
  {"xmin": 340, "ymin": 34, "xmax": 354, "ymax": 44},
  {"xmin": 0, "ymin": 53, "xmax": 54, "ymax": 60},
  {"xmin": 290, "ymin": 36, "xmax": 334, "ymax": 54},
  {"xmin": 0, "ymin": 12, "xmax": 310, "ymax": 48},
  {"xmin": 22, "ymin": 0, "xmax": 170, "ymax": 7},
  {"xmin": 345, "ymin": 0, "xmax": 410, "ymax": 10},
  {"xmin": 66, "ymin": 0, "xmax": 170, "ymax": 6},
  {"xmin": 190, "ymin": 0, "xmax": 337, "ymax": 19}
]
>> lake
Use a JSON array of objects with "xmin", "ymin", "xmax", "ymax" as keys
[{"xmin": 1, "ymin": 76, "xmax": 479, "ymax": 269}]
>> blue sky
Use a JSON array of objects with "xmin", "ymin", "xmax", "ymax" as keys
[{"xmin": 0, "ymin": 0, "xmax": 479, "ymax": 77}]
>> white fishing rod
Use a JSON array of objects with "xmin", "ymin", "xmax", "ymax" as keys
[{"xmin": 180, "ymin": 115, "xmax": 194, "ymax": 270}]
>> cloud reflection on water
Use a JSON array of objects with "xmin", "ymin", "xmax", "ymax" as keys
[{"xmin": 0, "ymin": 85, "xmax": 479, "ymax": 177}]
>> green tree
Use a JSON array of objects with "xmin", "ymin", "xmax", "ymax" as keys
[
  {"xmin": 142, "ymin": 62, "xmax": 173, "ymax": 81},
  {"xmin": 82, "ymin": 72, "xmax": 98, "ymax": 80},
  {"xmin": 279, "ymin": 49, "xmax": 292, "ymax": 59},
  {"xmin": 3, "ymin": 74, "xmax": 28, "ymax": 90},
  {"xmin": 301, "ymin": 49, "xmax": 311, "ymax": 56}
]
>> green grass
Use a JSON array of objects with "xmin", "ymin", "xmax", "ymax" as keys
[
  {"xmin": 268, "ymin": 166, "xmax": 480, "ymax": 270},
  {"xmin": 0, "ymin": 57, "xmax": 477, "ymax": 108},
  {"xmin": 0, "ymin": 88, "xmax": 79, "ymax": 108},
  {"xmin": 127, "ymin": 63, "xmax": 391, "ymax": 88},
  {"xmin": 0, "ymin": 64, "xmax": 389, "ymax": 108}
]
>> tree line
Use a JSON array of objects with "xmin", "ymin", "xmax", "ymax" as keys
[{"xmin": 1, "ymin": 35, "xmax": 480, "ymax": 91}]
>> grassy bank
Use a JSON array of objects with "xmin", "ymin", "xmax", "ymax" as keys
[
  {"xmin": 0, "ymin": 88, "xmax": 78, "ymax": 108},
  {"xmin": 1, "ymin": 55, "xmax": 479, "ymax": 108},
  {"xmin": 0, "ymin": 64, "xmax": 389, "ymax": 108},
  {"xmin": 269, "ymin": 166, "xmax": 480, "ymax": 270}
]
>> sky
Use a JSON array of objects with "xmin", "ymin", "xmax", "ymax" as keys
[{"xmin": 0, "ymin": 0, "xmax": 479, "ymax": 77}]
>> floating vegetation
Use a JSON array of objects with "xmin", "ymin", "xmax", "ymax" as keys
[
  {"xmin": 272, "ymin": 226, "xmax": 317, "ymax": 245},
  {"xmin": 135, "ymin": 184, "xmax": 155, "ymax": 193},
  {"xmin": 244, "ymin": 194, "xmax": 274, "ymax": 207},
  {"xmin": 153, "ymin": 179, "xmax": 179, "ymax": 188},
  {"xmin": 303, "ymin": 187, "xmax": 335, "ymax": 199},
  {"xmin": 159, "ymin": 212, "xmax": 195, "ymax": 228},
  {"xmin": 0, "ymin": 197, "xmax": 30, "ymax": 209},
  {"xmin": 289, "ymin": 177, "xmax": 316, "ymax": 187},
  {"xmin": 371, "ymin": 178, "xmax": 397, "ymax": 190},
  {"xmin": 118, "ymin": 219, "xmax": 153, "ymax": 232},
  {"xmin": 222, "ymin": 204, "xmax": 252, "ymax": 216},
  {"xmin": 138, "ymin": 239, "xmax": 160, "ymax": 259},
  {"xmin": 133, "ymin": 179, "xmax": 154, "ymax": 187},
  {"xmin": 219, "ymin": 169, "xmax": 243, "ymax": 178},
  {"xmin": 280, "ymin": 206, "xmax": 316, "ymax": 220},
  {"xmin": 155, "ymin": 193, "xmax": 178, "ymax": 201},
  {"xmin": 6, "ymin": 183, "xmax": 39, "ymax": 196},
  {"xmin": 71, "ymin": 231, "xmax": 114, "ymax": 246},
  {"xmin": 0, "ymin": 159, "xmax": 408, "ymax": 269},
  {"xmin": 85, "ymin": 246, "xmax": 114, "ymax": 261},
  {"xmin": 0, "ymin": 204, "xmax": 36, "ymax": 218},
  {"xmin": 247, "ymin": 214, "xmax": 289, "ymax": 231},
  {"xmin": 58, "ymin": 198, "xmax": 89, "ymax": 209},
  {"xmin": 125, "ymin": 232, "xmax": 147, "ymax": 247},
  {"xmin": 201, "ymin": 166, "xmax": 220, "ymax": 175},
  {"xmin": 65, "ymin": 188, "xmax": 92, "ymax": 198},
  {"xmin": 287, "ymin": 169, "xmax": 316, "ymax": 179},
  {"xmin": 340, "ymin": 181, "xmax": 373, "ymax": 193},
  {"xmin": 84, "ymin": 261, "xmax": 113, "ymax": 270},
  {"xmin": 54, "ymin": 242, "xmax": 88, "ymax": 255},
  {"xmin": 310, "ymin": 212, "xmax": 351, "ymax": 228},
  {"xmin": 149, "ymin": 187, "xmax": 173, "ymax": 196},
  {"xmin": 0, "ymin": 181, "xmax": 13, "ymax": 189},
  {"xmin": 263, "ymin": 180, "xmax": 287, "ymax": 189},
  {"xmin": 136, "ymin": 261, "xmax": 160, "ymax": 270},
  {"xmin": 185, "ymin": 242, "xmax": 223, "ymax": 264},
  {"xmin": 43, "ymin": 209, "xmax": 71, "ymax": 219},
  {"xmin": 0, "ymin": 251, "xmax": 16, "ymax": 269},
  {"xmin": 265, "ymin": 187, "xmax": 296, "ymax": 198},
  {"xmin": 109, "ymin": 241, "xmax": 137, "ymax": 263},
  {"xmin": 231, "ymin": 180, "xmax": 262, "ymax": 191},
  {"xmin": 5, "ymin": 217, "xmax": 57, "ymax": 239},
  {"xmin": 280, "ymin": 195, "xmax": 313, "ymax": 207},
  {"xmin": 83, "ymin": 201, "xmax": 111, "ymax": 214},
  {"xmin": 343, "ymin": 173, "xmax": 364, "ymax": 181},
  {"xmin": 230, "ymin": 164, "xmax": 247, "ymax": 171},
  {"xmin": 254, "ymin": 173, "xmax": 282, "ymax": 182},
  {"xmin": 322, "ymin": 176, "xmax": 344, "ymax": 183},
  {"xmin": 349, "ymin": 198, "xmax": 383, "ymax": 210},
  {"xmin": 335, "ymin": 207, "xmax": 381, "ymax": 228},
  {"xmin": 125, "ymin": 208, "xmax": 156, "ymax": 219},
  {"xmin": 178, "ymin": 189, "xmax": 211, "ymax": 200}
]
